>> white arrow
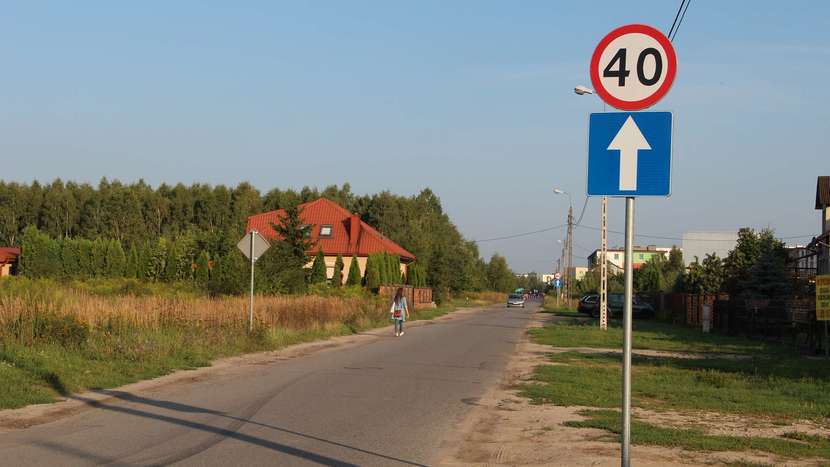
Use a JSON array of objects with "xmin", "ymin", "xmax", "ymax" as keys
[{"xmin": 607, "ymin": 116, "xmax": 651, "ymax": 191}]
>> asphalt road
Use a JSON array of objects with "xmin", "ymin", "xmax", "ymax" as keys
[{"xmin": 0, "ymin": 301, "xmax": 538, "ymax": 466}]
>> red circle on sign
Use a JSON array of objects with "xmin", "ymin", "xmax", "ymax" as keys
[{"xmin": 590, "ymin": 24, "xmax": 677, "ymax": 111}]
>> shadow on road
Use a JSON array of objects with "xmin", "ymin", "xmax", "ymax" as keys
[{"xmin": 55, "ymin": 388, "xmax": 428, "ymax": 467}]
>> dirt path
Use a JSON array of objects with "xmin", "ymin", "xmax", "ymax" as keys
[{"xmin": 437, "ymin": 312, "xmax": 825, "ymax": 467}]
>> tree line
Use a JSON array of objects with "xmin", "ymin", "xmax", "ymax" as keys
[
  {"xmin": 6, "ymin": 179, "xmax": 517, "ymax": 298},
  {"xmin": 572, "ymin": 228, "xmax": 794, "ymax": 300}
]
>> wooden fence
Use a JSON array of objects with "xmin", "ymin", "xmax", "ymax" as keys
[{"xmin": 377, "ymin": 285, "xmax": 434, "ymax": 310}]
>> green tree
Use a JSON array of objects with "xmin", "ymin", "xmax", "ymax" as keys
[
  {"xmin": 19, "ymin": 226, "xmax": 60, "ymax": 278},
  {"xmin": 332, "ymin": 254, "xmax": 344, "ymax": 287},
  {"xmin": 91, "ymin": 238, "xmax": 108, "ymax": 277},
  {"xmin": 739, "ymin": 230, "xmax": 790, "ymax": 299},
  {"xmin": 365, "ymin": 255, "xmax": 381, "ymax": 289},
  {"xmin": 700, "ymin": 253, "xmax": 726, "ymax": 294},
  {"xmin": 256, "ymin": 204, "xmax": 312, "ymax": 294},
  {"xmin": 309, "ymin": 249, "xmax": 327, "ymax": 284},
  {"xmin": 60, "ymin": 238, "xmax": 82, "ymax": 277},
  {"xmin": 194, "ymin": 250, "xmax": 211, "ymax": 285},
  {"xmin": 124, "ymin": 243, "xmax": 139, "ymax": 278},
  {"xmin": 105, "ymin": 239, "xmax": 127, "ymax": 277},
  {"xmin": 208, "ymin": 253, "xmax": 247, "ymax": 295},
  {"xmin": 346, "ymin": 255, "xmax": 362, "ymax": 286},
  {"xmin": 684, "ymin": 258, "xmax": 705, "ymax": 294},
  {"xmin": 486, "ymin": 254, "xmax": 515, "ymax": 293},
  {"xmin": 723, "ymin": 228, "xmax": 761, "ymax": 293},
  {"xmin": 635, "ymin": 256, "xmax": 664, "ymax": 294}
]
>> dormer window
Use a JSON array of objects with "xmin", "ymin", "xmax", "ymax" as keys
[{"xmin": 319, "ymin": 225, "xmax": 333, "ymax": 238}]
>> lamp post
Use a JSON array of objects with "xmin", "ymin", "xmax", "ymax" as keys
[
  {"xmin": 554, "ymin": 189, "xmax": 573, "ymax": 305},
  {"xmin": 575, "ymin": 85, "xmax": 609, "ymax": 330}
]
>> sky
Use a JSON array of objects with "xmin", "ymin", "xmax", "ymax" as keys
[{"xmin": 2, "ymin": 1, "xmax": 829, "ymax": 272}]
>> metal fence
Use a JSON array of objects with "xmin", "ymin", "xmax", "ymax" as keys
[{"xmin": 658, "ymin": 292, "xmax": 823, "ymax": 353}]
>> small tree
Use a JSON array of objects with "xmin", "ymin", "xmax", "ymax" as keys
[
  {"xmin": 365, "ymin": 255, "xmax": 381, "ymax": 289},
  {"xmin": 91, "ymin": 238, "xmax": 108, "ymax": 277},
  {"xmin": 106, "ymin": 239, "xmax": 127, "ymax": 277},
  {"xmin": 60, "ymin": 237, "xmax": 82, "ymax": 278},
  {"xmin": 332, "ymin": 254, "xmax": 344, "ymax": 287},
  {"xmin": 194, "ymin": 250, "xmax": 210, "ymax": 285},
  {"xmin": 124, "ymin": 243, "xmax": 139, "ymax": 278},
  {"xmin": 346, "ymin": 255, "xmax": 362, "ymax": 286},
  {"xmin": 208, "ymin": 253, "xmax": 247, "ymax": 295},
  {"xmin": 309, "ymin": 249, "xmax": 327, "ymax": 284}
]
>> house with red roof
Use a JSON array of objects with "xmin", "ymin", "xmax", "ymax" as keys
[
  {"xmin": 246, "ymin": 198, "xmax": 415, "ymax": 284},
  {"xmin": 0, "ymin": 247, "xmax": 20, "ymax": 277}
]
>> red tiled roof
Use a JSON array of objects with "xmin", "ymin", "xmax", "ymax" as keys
[
  {"xmin": 0, "ymin": 247, "xmax": 20, "ymax": 264},
  {"xmin": 246, "ymin": 198, "xmax": 416, "ymax": 261}
]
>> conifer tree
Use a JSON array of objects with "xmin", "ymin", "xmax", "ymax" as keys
[
  {"xmin": 365, "ymin": 254, "xmax": 381, "ymax": 289},
  {"xmin": 124, "ymin": 243, "xmax": 139, "ymax": 278},
  {"xmin": 91, "ymin": 238, "xmax": 108, "ymax": 277},
  {"xmin": 162, "ymin": 240, "xmax": 180, "ymax": 281},
  {"xmin": 309, "ymin": 249, "xmax": 327, "ymax": 284},
  {"xmin": 105, "ymin": 239, "xmax": 126, "ymax": 277},
  {"xmin": 332, "ymin": 254, "xmax": 344, "ymax": 287},
  {"xmin": 346, "ymin": 255, "xmax": 362, "ymax": 286}
]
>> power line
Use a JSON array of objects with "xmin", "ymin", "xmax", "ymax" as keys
[
  {"xmin": 575, "ymin": 224, "xmax": 815, "ymax": 242},
  {"xmin": 472, "ymin": 224, "xmax": 566, "ymax": 243},
  {"xmin": 667, "ymin": 0, "xmax": 687, "ymax": 40},
  {"xmin": 669, "ymin": 0, "xmax": 692, "ymax": 42},
  {"xmin": 472, "ymin": 221, "xmax": 816, "ymax": 244},
  {"xmin": 574, "ymin": 196, "xmax": 590, "ymax": 226}
]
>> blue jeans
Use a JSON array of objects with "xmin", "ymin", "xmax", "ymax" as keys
[{"xmin": 394, "ymin": 320, "xmax": 404, "ymax": 334}]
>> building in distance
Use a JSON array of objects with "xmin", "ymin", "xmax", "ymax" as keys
[{"xmin": 681, "ymin": 231, "xmax": 738, "ymax": 266}]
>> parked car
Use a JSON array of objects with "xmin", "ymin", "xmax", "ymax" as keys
[
  {"xmin": 506, "ymin": 293, "xmax": 526, "ymax": 308},
  {"xmin": 607, "ymin": 293, "xmax": 655, "ymax": 319},
  {"xmin": 578, "ymin": 294, "xmax": 599, "ymax": 316}
]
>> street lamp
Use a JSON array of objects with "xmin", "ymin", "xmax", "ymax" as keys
[
  {"xmin": 574, "ymin": 84, "xmax": 609, "ymax": 331},
  {"xmin": 574, "ymin": 85, "xmax": 594, "ymax": 95}
]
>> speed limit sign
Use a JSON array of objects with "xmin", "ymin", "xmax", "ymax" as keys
[{"xmin": 590, "ymin": 24, "xmax": 677, "ymax": 111}]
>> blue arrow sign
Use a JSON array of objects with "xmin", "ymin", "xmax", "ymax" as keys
[
  {"xmin": 553, "ymin": 278, "xmax": 562, "ymax": 289},
  {"xmin": 587, "ymin": 112, "xmax": 672, "ymax": 197}
]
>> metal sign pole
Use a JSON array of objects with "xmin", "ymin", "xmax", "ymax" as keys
[
  {"xmin": 249, "ymin": 230, "xmax": 256, "ymax": 333},
  {"xmin": 621, "ymin": 197, "xmax": 634, "ymax": 467}
]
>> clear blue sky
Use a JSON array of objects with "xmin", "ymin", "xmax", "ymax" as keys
[{"xmin": 2, "ymin": 1, "xmax": 828, "ymax": 272}]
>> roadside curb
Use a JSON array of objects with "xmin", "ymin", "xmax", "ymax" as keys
[{"xmin": 0, "ymin": 303, "xmax": 497, "ymax": 432}]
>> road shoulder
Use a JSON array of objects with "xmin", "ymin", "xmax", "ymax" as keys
[
  {"xmin": 436, "ymin": 311, "xmax": 811, "ymax": 467},
  {"xmin": 0, "ymin": 304, "xmax": 492, "ymax": 432}
]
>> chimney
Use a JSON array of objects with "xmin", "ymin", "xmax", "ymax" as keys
[{"xmin": 349, "ymin": 215, "xmax": 360, "ymax": 250}]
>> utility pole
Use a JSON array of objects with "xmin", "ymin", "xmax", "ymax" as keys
[
  {"xmin": 600, "ymin": 196, "xmax": 608, "ymax": 330},
  {"xmin": 566, "ymin": 205, "xmax": 574, "ymax": 304}
]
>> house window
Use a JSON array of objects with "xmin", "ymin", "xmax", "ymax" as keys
[
  {"xmin": 614, "ymin": 253, "xmax": 620, "ymax": 260},
  {"xmin": 638, "ymin": 253, "xmax": 644, "ymax": 260},
  {"xmin": 319, "ymin": 225, "xmax": 333, "ymax": 238}
]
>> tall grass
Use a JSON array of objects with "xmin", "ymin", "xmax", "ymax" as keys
[{"xmin": 0, "ymin": 278, "xmax": 387, "ymax": 344}]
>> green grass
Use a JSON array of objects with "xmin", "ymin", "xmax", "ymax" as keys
[
  {"xmin": 0, "ymin": 320, "xmax": 386, "ymax": 410},
  {"xmin": 566, "ymin": 409, "xmax": 830, "ymax": 460},
  {"xmin": 521, "ymin": 319, "xmax": 830, "ymax": 460},
  {"xmin": 521, "ymin": 351, "xmax": 830, "ymax": 419},
  {"xmin": 529, "ymin": 319, "xmax": 779, "ymax": 355}
]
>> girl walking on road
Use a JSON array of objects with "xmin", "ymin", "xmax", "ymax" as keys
[{"xmin": 390, "ymin": 287, "xmax": 410, "ymax": 337}]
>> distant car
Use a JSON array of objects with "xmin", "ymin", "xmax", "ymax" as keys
[
  {"xmin": 578, "ymin": 294, "xmax": 599, "ymax": 316},
  {"xmin": 607, "ymin": 293, "xmax": 655, "ymax": 319},
  {"xmin": 506, "ymin": 294, "xmax": 526, "ymax": 308}
]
